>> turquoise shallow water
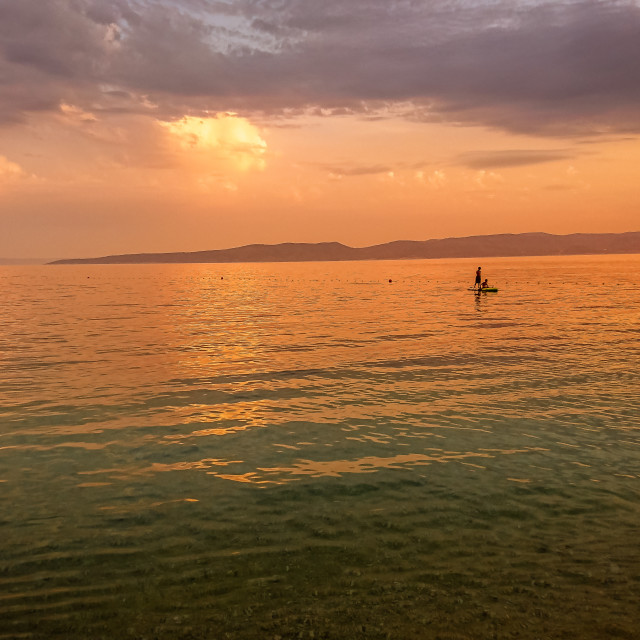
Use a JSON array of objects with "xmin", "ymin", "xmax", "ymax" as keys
[{"xmin": 1, "ymin": 255, "xmax": 640, "ymax": 639}]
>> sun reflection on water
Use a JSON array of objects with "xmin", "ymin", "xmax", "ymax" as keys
[{"xmin": 1, "ymin": 256, "xmax": 640, "ymax": 637}]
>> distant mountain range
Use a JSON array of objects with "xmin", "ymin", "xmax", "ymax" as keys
[{"xmin": 49, "ymin": 232, "xmax": 640, "ymax": 265}]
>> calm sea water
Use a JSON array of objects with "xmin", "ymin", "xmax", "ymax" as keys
[{"xmin": 1, "ymin": 255, "xmax": 639, "ymax": 639}]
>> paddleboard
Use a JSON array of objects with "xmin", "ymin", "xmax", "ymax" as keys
[{"xmin": 468, "ymin": 287, "xmax": 499, "ymax": 292}]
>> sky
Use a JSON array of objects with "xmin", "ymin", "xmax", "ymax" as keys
[{"xmin": 1, "ymin": 0, "xmax": 639, "ymax": 259}]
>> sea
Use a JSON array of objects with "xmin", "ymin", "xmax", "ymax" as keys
[{"xmin": 1, "ymin": 255, "xmax": 639, "ymax": 640}]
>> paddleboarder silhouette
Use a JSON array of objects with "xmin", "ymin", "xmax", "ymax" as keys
[{"xmin": 474, "ymin": 266, "xmax": 482, "ymax": 290}]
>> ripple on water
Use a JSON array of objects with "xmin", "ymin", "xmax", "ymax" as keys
[{"xmin": 1, "ymin": 256, "xmax": 640, "ymax": 638}]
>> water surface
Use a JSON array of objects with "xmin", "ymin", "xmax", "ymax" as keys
[{"xmin": 1, "ymin": 256, "xmax": 639, "ymax": 639}]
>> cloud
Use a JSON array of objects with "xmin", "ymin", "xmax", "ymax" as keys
[
  {"xmin": 0, "ymin": 155, "xmax": 26, "ymax": 183},
  {"xmin": 474, "ymin": 170, "xmax": 504, "ymax": 189},
  {"xmin": 1, "ymin": 0, "xmax": 639, "ymax": 135},
  {"xmin": 160, "ymin": 113, "xmax": 267, "ymax": 171},
  {"xmin": 416, "ymin": 169, "xmax": 447, "ymax": 188},
  {"xmin": 60, "ymin": 103, "xmax": 98, "ymax": 124},
  {"xmin": 322, "ymin": 163, "xmax": 392, "ymax": 178},
  {"xmin": 458, "ymin": 149, "xmax": 573, "ymax": 169},
  {"xmin": 0, "ymin": 0, "xmax": 131, "ymax": 123}
]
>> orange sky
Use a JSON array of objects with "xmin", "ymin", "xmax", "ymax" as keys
[{"xmin": 1, "ymin": 0, "xmax": 639, "ymax": 259}]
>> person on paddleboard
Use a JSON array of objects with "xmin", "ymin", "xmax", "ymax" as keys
[{"xmin": 475, "ymin": 266, "xmax": 482, "ymax": 290}]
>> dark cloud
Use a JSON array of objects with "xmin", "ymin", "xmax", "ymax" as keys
[
  {"xmin": 459, "ymin": 150, "xmax": 573, "ymax": 169},
  {"xmin": 323, "ymin": 164, "xmax": 393, "ymax": 177},
  {"xmin": 0, "ymin": 0, "xmax": 133, "ymax": 123},
  {"xmin": 1, "ymin": 0, "xmax": 639, "ymax": 135},
  {"xmin": 544, "ymin": 184, "xmax": 575, "ymax": 191}
]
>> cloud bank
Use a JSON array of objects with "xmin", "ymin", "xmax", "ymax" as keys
[{"xmin": 1, "ymin": 0, "xmax": 639, "ymax": 135}]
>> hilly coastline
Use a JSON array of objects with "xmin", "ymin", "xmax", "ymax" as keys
[{"xmin": 49, "ymin": 232, "xmax": 640, "ymax": 265}]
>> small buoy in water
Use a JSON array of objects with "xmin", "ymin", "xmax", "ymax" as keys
[{"xmin": 389, "ymin": 279, "xmax": 392, "ymax": 283}]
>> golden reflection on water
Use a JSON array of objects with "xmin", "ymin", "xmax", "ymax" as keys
[
  {"xmin": 2, "ymin": 256, "xmax": 640, "ymax": 638},
  {"xmin": 2, "ymin": 255, "xmax": 640, "ymax": 486},
  {"xmin": 212, "ymin": 446, "xmax": 549, "ymax": 485}
]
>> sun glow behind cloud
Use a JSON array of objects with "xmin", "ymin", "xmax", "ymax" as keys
[
  {"xmin": 1, "ymin": 0, "xmax": 639, "ymax": 258},
  {"xmin": 161, "ymin": 114, "xmax": 267, "ymax": 173}
]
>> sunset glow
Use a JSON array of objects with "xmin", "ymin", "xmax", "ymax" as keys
[
  {"xmin": 161, "ymin": 114, "xmax": 267, "ymax": 171},
  {"xmin": 1, "ymin": 0, "xmax": 639, "ymax": 259}
]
